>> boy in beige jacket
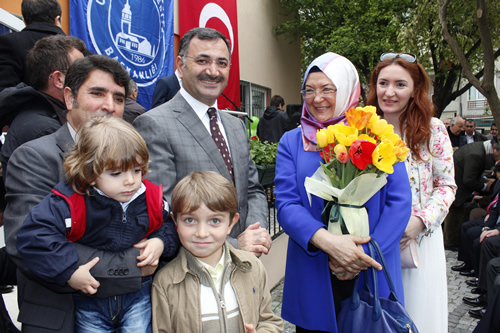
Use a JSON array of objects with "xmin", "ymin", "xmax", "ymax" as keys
[{"xmin": 152, "ymin": 171, "xmax": 283, "ymax": 332}]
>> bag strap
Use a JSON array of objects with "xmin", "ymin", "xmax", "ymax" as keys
[
  {"xmin": 369, "ymin": 239, "xmax": 400, "ymax": 303},
  {"xmin": 367, "ymin": 241, "xmax": 382, "ymax": 321},
  {"xmin": 350, "ymin": 239, "xmax": 401, "ymax": 321}
]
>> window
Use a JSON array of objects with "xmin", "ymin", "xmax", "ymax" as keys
[
  {"xmin": 240, "ymin": 81, "xmax": 270, "ymax": 118},
  {"xmin": 468, "ymin": 86, "xmax": 485, "ymax": 101}
]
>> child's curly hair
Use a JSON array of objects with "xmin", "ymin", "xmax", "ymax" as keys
[{"xmin": 63, "ymin": 117, "xmax": 149, "ymax": 195}]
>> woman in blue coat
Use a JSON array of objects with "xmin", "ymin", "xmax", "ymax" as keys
[{"xmin": 274, "ymin": 52, "xmax": 412, "ymax": 332}]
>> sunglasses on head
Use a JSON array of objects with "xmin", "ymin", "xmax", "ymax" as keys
[{"xmin": 380, "ymin": 52, "xmax": 418, "ymax": 63}]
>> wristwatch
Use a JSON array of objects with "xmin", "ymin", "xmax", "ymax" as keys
[{"xmin": 482, "ymin": 227, "xmax": 490, "ymax": 232}]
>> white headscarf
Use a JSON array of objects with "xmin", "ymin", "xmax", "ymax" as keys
[
  {"xmin": 300, "ymin": 53, "xmax": 361, "ymax": 148},
  {"xmin": 302, "ymin": 52, "xmax": 361, "ymax": 117}
]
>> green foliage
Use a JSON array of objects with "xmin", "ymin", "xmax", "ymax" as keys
[{"xmin": 249, "ymin": 139, "xmax": 278, "ymax": 166}]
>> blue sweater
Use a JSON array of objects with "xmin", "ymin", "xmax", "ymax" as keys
[
  {"xmin": 274, "ymin": 128, "xmax": 412, "ymax": 332},
  {"xmin": 17, "ymin": 181, "xmax": 179, "ymax": 287}
]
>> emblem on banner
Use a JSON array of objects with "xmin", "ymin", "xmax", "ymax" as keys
[{"xmin": 87, "ymin": 0, "xmax": 166, "ymax": 86}]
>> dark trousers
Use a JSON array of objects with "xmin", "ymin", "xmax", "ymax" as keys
[
  {"xmin": 479, "ymin": 236, "xmax": 500, "ymax": 291},
  {"xmin": 473, "ymin": 285, "xmax": 500, "ymax": 333},
  {"xmin": 458, "ymin": 218, "xmax": 484, "ymax": 267},
  {"xmin": 485, "ymin": 258, "xmax": 500, "ymax": 305},
  {"xmin": 445, "ymin": 203, "xmax": 465, "ymax": 247}
]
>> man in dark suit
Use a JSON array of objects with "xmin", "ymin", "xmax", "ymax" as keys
[
  {"xmin": 0, "ymin": 0, "xmax": 66, "ymax": 92},
  {"xmin": 459, "ymin": 119, "xmax": 488, "ymax": 147},
  {"xmin": 134, "ymin": 27, "xmax": 272, "ymax": 256},
  {"xmin": 151, "ymin": 71, "xmax": 181, "ymax": 108},
  {"xmin": 444, "ymin": 140, "xmax": 500, "ymax": 248},
  {"xmin": 2, "ymin": 55, "xmax": 152, "ymax": 333}
]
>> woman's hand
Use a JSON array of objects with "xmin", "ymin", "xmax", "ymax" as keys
[
  {"xmin": 311, "ymin": 228, "xmax": 382, "ymax": 275},
  {"xmin": 400, "ymin": 216, "xmax": 425, "ymax": 250}
]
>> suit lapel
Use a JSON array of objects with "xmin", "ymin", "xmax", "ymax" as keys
[
  {"xmin": 173, "ymin": 95, "xmax": 232, "ymax": 180},
  {"xmin": 55, "ymin": 124, "xmax": 74, "ymax": 158}
]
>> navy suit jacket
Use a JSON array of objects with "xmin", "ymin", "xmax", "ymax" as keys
[{"xmin": 151, "ymin": 73, "xmax": 180, "ymax": 108}]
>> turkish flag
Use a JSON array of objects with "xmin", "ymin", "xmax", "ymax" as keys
[{"xmin": 179, "ymin": 0, "xmax": 240, "ymax": 110}]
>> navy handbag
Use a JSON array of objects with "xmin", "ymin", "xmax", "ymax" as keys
[{"xmin": 337, "ymin": 239, "xmax": 419, "ymax": 333}]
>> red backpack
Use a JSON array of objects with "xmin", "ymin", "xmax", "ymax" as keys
[{"xmin": 52, "ymin": 179, "xmax": 164, "ymax": 242}]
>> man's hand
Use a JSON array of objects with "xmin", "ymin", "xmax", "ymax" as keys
[
  {"xmin": 237, "ymin": 222, "xmax": 272, "ymax": 257},
  {"xmin": 67, "ymin": 257, "xmax": 100, "ymax": 294},
  {"xmin": 480, "ymin": 228, "xmax": 500, "ymax": 243},
  {"xmin": 485, "ymin": 178, "xmax": 495, "ymax": 192}
]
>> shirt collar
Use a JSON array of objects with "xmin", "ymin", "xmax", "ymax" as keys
[
  {"xmin": 179, "ymin": 87, "xmax": 218, "ymax": 119},
  {"xmin": 94, "ymin": 182, "xmax": 146, "ymax": 211}
]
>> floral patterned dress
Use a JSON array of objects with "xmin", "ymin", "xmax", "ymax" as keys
[{"xmin": 402, "ymin": 117, "xmax": 457, "ymax": 333}]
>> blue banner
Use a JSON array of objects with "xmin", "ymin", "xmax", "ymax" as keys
[{"xmin": 70, "ymin": 0, "xmax": 174, "ymax": 110}]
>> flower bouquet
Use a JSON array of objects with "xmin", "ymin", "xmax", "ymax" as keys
[{"xmin": 304, "ymin": 106, "xmax": 408, "ymax": 237}]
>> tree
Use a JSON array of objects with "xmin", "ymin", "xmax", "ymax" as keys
[
  {"xmin": 275, "ymin": 0, "xmax": 415, "ymax": 102},
  {"xmin": 438, "ymin": 0, "xmax": 500, "ymax": 124},
  {"xmin": 399, "ymin": 0, "xmax": 500, "ymax": 117}
]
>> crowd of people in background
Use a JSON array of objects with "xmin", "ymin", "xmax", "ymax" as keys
[{"xmin": 1, "ymin": 1, "xmax": 500, "ymax": 333}]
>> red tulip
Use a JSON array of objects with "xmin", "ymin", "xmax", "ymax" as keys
[{"xmin": 349, "ymin": 139, "xmax": 376, "ymax": 170}]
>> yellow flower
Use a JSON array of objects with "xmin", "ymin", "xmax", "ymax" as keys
[
  {"xmin": 395, "ymin": 143, "xmax": 409, "ymax": 162},
  {"xmin": 358, "ymin": 134, "xmax": 377, "ymax": 144},
  {"xmin": 372, "ymin": 141, "xmax": 397, "ymax": 174},
  {"xmin": 324, "ymin": 127, "xmax": 336, "ymax": 144},
  {"xmin": 382, "ymin": 133, "xmax": 409, "ymax": 162},
  {"xmin": 316, "ymin": 129, "xmax": 329, "ymax": 148},
  {"xmin": 382, "ymin": 132, "xmax": 401, "ymax": 145},
  {"xmin": 363, "ymin": 105, "xmax": 377, "ymax": 115},
  {"xmin": 335, "ymin": 125, "xmax": 358, "ymax": 146},
  {"xmin": 334, "ymin": 144, "xmax": 347, "ymax": 156},
  {"xmin": 370, "ymin": 118, "xmax": 394, "ymax": 137},
  {"xmin": 345, "ymin": 108, "xmax": 373, "ymax": 130}
]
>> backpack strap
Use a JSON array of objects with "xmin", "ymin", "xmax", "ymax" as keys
[
  {"xmin": 53, "ymin": 180, "xmax": 163, "ymax": 242},
  {"xmin": 51, "ymin": 188, "xmax": 87, "ymax": 242},
  {"xmin": 143, "ymin": 179, "xmax": 164, "ymax": 237}
]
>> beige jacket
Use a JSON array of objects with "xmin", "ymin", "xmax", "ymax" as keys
[{"xmin": 152, "ymin": 243, "xmax": 283, "ymax": 333}]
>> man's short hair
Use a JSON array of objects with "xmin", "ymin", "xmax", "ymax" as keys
[
  {"xmin": 22, "ymin": 0, "xmax": 62, "ymax": 26},
  {"xmin": 270, "ymin": 95, "xmax": 284, "ymax": 108},
  {"xmin": 27, "ymin": 35, "xmax": 86, "ymax": 91},
  {"xmin": 178, "ymin": 27, "xmax": 231, "ymax": 61},
  {"xmin": 492, "ymin": 123, "xmax": 497, "ymax": 128},
  {"xmin": 127, "ymin": 79, "xmax": 138, "ymax": 97},
  {"xmin": 171, "ymin": 171, "xmax": 238, "ymax": 221},
  {"xmin": 64, "ymin": 55, "xmax": 130, "ymax": 99},
  {"xmin": 465, "ymin": 119, "xmax": 475, "ymax": 125}
]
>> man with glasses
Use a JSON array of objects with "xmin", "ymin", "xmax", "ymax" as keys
[
  {"xmin": 0, "ymin": 35, "xmax": 85, "ymax": 177},
  {"xmin": 134, "ymin": 27, "xmax": 272, "ymax": 257}
]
